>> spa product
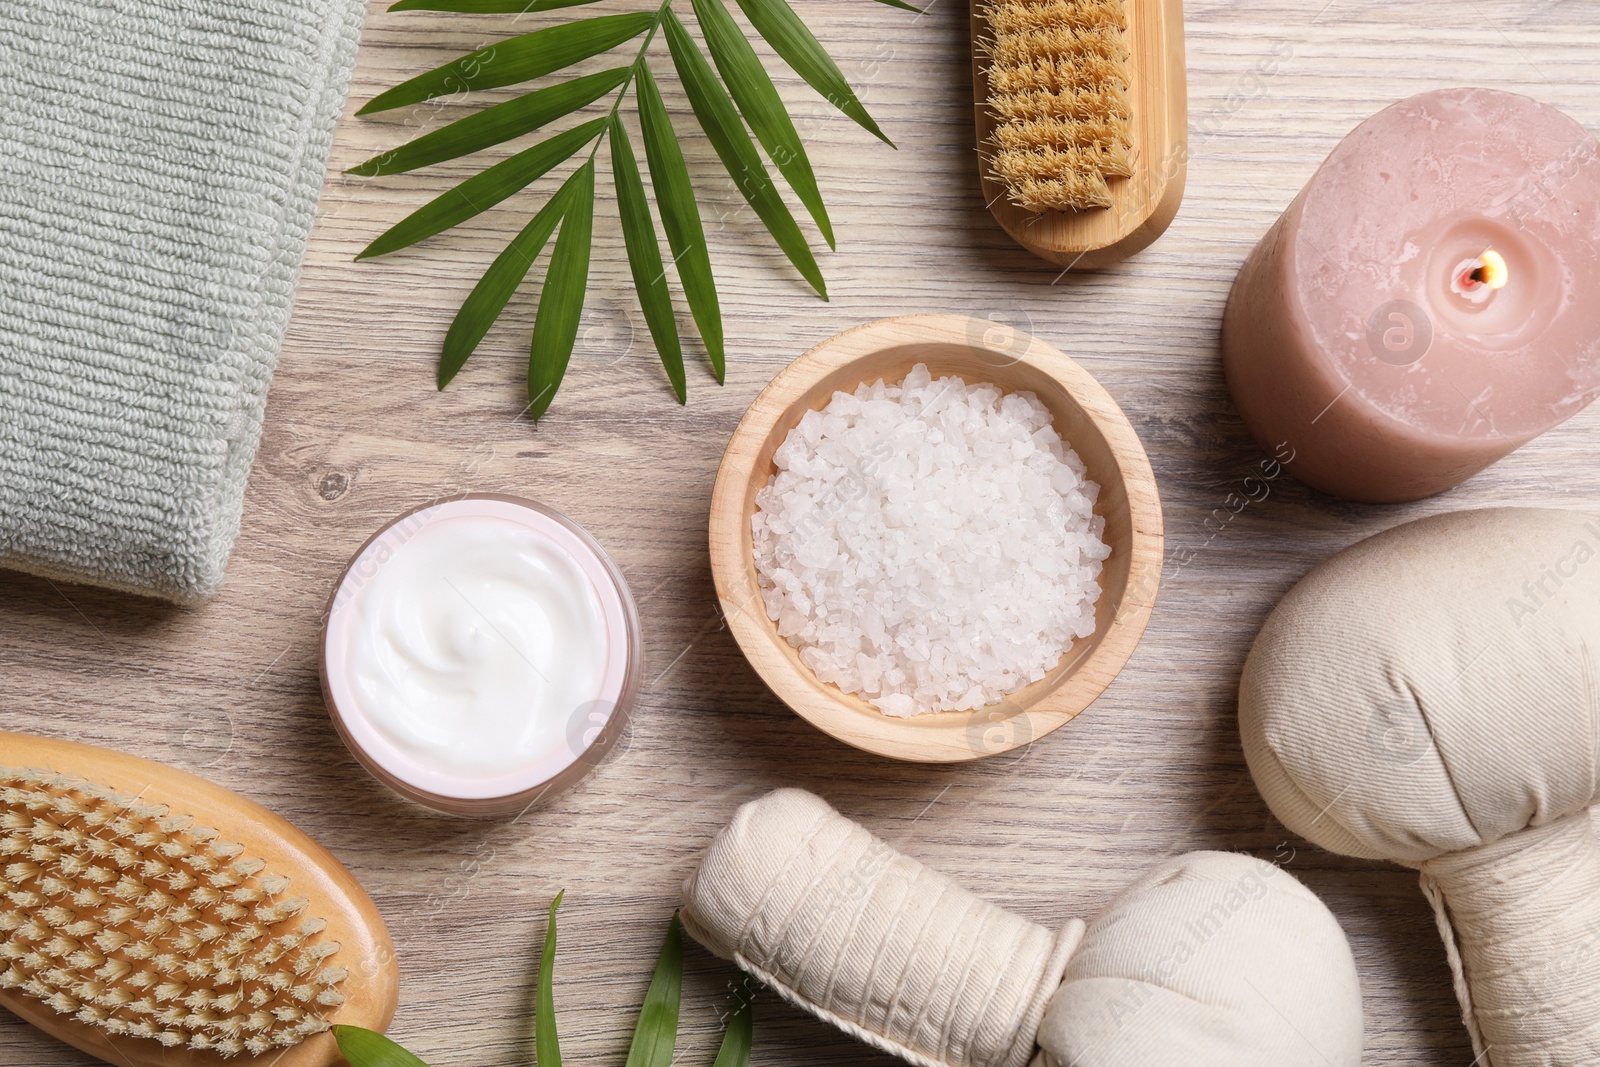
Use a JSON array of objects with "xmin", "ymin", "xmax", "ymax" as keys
[
  {"xmin": 713, "ymin": 316, "xmax": 1163, "ymax": 762},
  {"xmin": 1222, "ymin": 89, "xmax": 1600, "ymax": 503},
  {"xmin": 682, "ymin": 789, "xmax": 1362, "ymax": 1067},
  {"xmin": 751, "ymin": 364, "xmax": 1110, "ymax": 717},
  {"xmin": 0, "ymin": 732, "xmax": 397, "ymax": 1067},
  {"xmin": 1238, "ymin": 508, "xmax": 1600, "ymax": 1067},
  {"xmin": 321, "ymin": 495, "xmax": 640, "ymax": 816},
  {"xmin": 0, "ymin": 0, "xmax": 363, "ymax": 602},
  {"xmin": 972, "ymin": 0, "xmax": 1186, "ymax": 265}
]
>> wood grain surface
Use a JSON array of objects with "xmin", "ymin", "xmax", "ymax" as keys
[{"xmin": 3, "ymin": 1, "xmax": 1598, "ymax": 1064}]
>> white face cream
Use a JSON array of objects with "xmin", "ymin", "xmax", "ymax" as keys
[{"xmin": 322, "ymin": 496, "xmax": 639, "ymax": 814}]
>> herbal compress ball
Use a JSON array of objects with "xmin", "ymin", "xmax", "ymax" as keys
[
  {"xmin": 1240, "ymin": 508, "xmax": 1600, "ymax": 1067},
  {"xmin": 682, "ymin": 789, "xmax": 1361, "ymax": 1067}
]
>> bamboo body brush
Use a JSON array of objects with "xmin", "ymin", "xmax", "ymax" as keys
[
  {"xmin": 0, "ymin": 732, "xmax": 398, "ymax": 1066},
  {"xmin": 973, "ymin": 0, "xmax": 1187, "ymax": 267}
]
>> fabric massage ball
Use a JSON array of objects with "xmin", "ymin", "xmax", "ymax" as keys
[
  {"xmin": 1240, "ymin": 507, "xmax": 1600, "ymax": 1066},
  {"xmin": 682, "ymin": 789, "xmax": 1362, "ymax": 1067}
]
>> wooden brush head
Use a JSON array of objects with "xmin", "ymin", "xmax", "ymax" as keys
[
  {"xmin": 0, "ymin": 733, "xmax": 397, "ymax": 1067},
  {"xmin": 973, "ymin": 0, "xmax": 1187, "ymax": 268},
  {"xmin": 981, "ymin": 0, "xmax": 1135, "ymax": 213}
]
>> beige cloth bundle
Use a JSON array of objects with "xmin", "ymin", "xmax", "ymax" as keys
[
  {"xmin": 1240, "ymin": 507, "xmax": 1600, "ymax": 1066},
  {"xmin": 682, "ymin": 789, "xmax": 1361, "ymax": 1067}
]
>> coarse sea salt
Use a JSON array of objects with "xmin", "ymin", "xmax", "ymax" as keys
[{"xmin": 751, "ymin": 364, "xmax": 1110, "ymax": 718}]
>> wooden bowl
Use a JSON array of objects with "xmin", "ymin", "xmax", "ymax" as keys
[
  {"xmin": 709, "ymin": 315, "xmax": 1163, "ymax": 762},
  {"xmin": 972, "ymin": 0, "xmax": 1188, "ymax": 268}
]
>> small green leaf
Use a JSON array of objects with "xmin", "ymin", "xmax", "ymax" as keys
[
  {"xmin": 623, "ymin": 914, "xmax": 684, "ymax": 1067},
  {"xmin": 528, "ymin": 160, "xmax": 596, "ymax": 421},
  {"xmin": 611, "ymin": 122, "xmax": 687, "ymax": 403},
  {"xmin": 350, "ymin": 69, "xmax": 629, "ymax": 176},
  {"xmin": 332, "ymin": 1026, "xmax": 431, "ymax": 1067},
  {"xmin": 358, "ymin": 12, "xmax": 656, "ymax": 114},
  {"xmin": 690, "ymin": 0, "xmax": 833, "ymax": 248},
  {"xmin": 711, "ymin": 978, "xmax": 754, "ymax": 1067},
  {"xmin": 635, "ymin": 65, "xmax": 724, "ymax": 381},
  {"xmin": 359, "ymin": 118, "xmax": 604, "ymax": 260},
  {"xmin": 870, "ymin": 0, "xmax": 923, "ymax": 11},
  {"xmin": 390, "ymin": 0, "xmax": 602, "ymax": 11},
  {"xmin": 662, "ymin": 9, "xmax": 826, "ymax": 299},
  {"xmin": 536, "ymin": 891, "xmax": 564, "ymax": 1067},
  {"xmin": 439, "ymin": 175, "xmax": 576, "ymax": 387},
  {"xmin": 732, "ymin": 0, "xmax": 893, "ymax": 145}
]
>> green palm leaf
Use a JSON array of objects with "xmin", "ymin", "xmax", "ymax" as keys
[
  {"xmin": 662, "ymin": 9, "xmax": 825, "ymax": 298},
  {"xmin": 332, "ymin": 908, "xmax": 751, "ymax": 1067},
  {"xmin": 358, "ymin": 0, "xmax": 907, "ymax": 417},
  {"xmin": 536, "ymin": 892, "xmax": 564, "ymax": 1067},
  {"xmin": 611, "ymin": 121, "xmax": 687, "ymax": 402},
  {"xmin": 528, "ymin": 160, "xmax": 596, "ymax": 420},
  {"xmin": 439, "ymin": 173, "xmax": 577, "ymax": 387},
  {"xmin": 711, "ymin": 980, "xmax": 754, "ymax": 1067},
  {"xmin": 358, "ymin": 12, "xmax": 656, "ymax": 114},
  {"xmin": 391, "ymin": 0, "xmax": 602, "ymax": 10},
  {"xmin": 350, "ymin": 68, "xmax": 628, "ymax": 176},
  {"xmin": 623, "ymin": 914, "xmax": 683, "ymax": 1067},
  {"xmin": 732, "ymin": 0, "xmax": 892, "ymax": 145},
  {"xmin": 635, "ymin": 64, "xmax": 724, "ymax": 381},
  {"xmin": 359, "ymin": 117, "xmax": 604, "ymax": 260},
  {"xmin": 332, "ymin": 1026, "xmax": 432, "ymax": 1067},
  {"xmin": 690, "ymin": 0, "xmax": 832, "ymax": 249}
]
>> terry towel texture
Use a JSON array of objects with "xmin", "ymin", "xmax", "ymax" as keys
[{"xmin": 0, "ymin": 0, "xmax": 365, "ymax": 602}]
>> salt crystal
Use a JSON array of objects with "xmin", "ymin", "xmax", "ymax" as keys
[{"xmin": 751, "ymin": 365, "xmax": 1109, "ymax": 717}]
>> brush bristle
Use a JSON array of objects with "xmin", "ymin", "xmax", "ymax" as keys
[
  {"xmin": 980, "ymin": 0, "xmax": 1133, "ymax": 213},
  {"xmin": 0, "ymin": 768, "xmax": 347, "ymax": 1058}
]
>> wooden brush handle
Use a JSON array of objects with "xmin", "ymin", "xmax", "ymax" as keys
[{"xmin": 0, "ymin": 731, "xmax": 398, "ymax": 1067}]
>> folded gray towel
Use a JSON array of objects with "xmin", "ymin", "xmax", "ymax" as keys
[{"xmin": 0, "ymin": 0, "xmax": 364, "ymax": 602}]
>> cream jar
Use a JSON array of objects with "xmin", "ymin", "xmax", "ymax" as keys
[{"xmin": 321, "ymin": 494, "xmax": 640, "ymax": 816}]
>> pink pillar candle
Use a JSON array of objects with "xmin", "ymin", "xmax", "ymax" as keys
[{"xmin": 1223, "ymin": 88, "xmax": 1600, "ymax": 503}]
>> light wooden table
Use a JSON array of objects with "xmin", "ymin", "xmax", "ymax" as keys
[{"xmin": 4, "ymin": 1, "xmax": 1598, "ymax": 1063}]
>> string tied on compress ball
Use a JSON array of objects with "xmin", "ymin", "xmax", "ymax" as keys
[
  {"xmin": 1421, "ymin": 814, "xmax": 1600, "ymax": 1059},
  {"xmin": 682, "ymin": 789, "xmax": 1362, "ymax": 1067},
  {"xmin": 1239, "ymin": 508, "xmax": 1600, "ymax": 1067}
]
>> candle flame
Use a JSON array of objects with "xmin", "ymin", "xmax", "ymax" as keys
[{"xmin": 1466, "ymin": 249, "xmax": 1510, "ymax": 290}]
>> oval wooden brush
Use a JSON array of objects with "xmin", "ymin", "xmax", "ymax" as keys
[
  {"xmin": 973, "ymin": 0, "xmax": 1187, "ymax": 268},
  {"xmin": 0, "ymin": 731, "xmax": 398, "ymax": 1066}
]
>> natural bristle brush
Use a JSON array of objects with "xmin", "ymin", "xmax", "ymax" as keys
[
  {"xmin": 0, "ymin": 732, "xmax": 398, "ymax": 1067},
  {"xmin": 983, "ymin": 0, "xmax": 1134, "ymax": 213},
  {"xmin": 972, "ymin": 0, "xmax": 1187, "ymax": 267}
]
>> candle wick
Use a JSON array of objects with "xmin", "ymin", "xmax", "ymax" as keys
[{"xmin": 1468, "ymin": 265, "xmax": 1489, "ymax": 285}]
